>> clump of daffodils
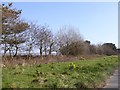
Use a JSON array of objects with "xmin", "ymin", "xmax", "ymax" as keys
[{"xmin": 68, "ymin": 63, "xmax": 76, "ymax": 70}]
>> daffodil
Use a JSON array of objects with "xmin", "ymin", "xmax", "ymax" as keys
[{"xmin": 73, "ymin": 64, "xmax": 76, "ymax": 68}]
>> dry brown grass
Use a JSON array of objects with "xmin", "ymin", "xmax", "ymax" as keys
[{"xmin": 2, "ymin": 54, "xmax": 105, "ymax": 67}]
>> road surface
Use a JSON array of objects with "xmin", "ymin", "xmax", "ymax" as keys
[{"xmin": 103, "ymin": 68, "xmax": 119, "ymax": 89}]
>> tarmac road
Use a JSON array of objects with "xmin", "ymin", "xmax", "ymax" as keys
[{"xmin": 103, "ymin": 68, "xmax": 119, "ymax": 89}]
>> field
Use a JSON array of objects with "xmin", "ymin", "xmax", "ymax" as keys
[{"xmin": 2, "ymin": 55, "xmax": 118, "ymax": 88}]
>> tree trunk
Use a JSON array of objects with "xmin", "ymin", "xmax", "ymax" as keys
[
  {"xmin": 49, "ymin": 43, "xmax": 53, "ymax": 55},
  {"xmin": 3, "ymin": 43, "xmax": 7, "ymax": 56},
  {"xmin": 8, "ymin": 49, "xmax": 10, "ymax": 57},
  {"xmin": 44, "ymin": 45, "xmax": 47, "ymax": 56},
  {"xmin": 8, "ymin": 46, "xmax": 12, "ymax": 57},
  {"xmin": 39, "ymin": 40, "xmax": 43, "ymax": 56},
  {"xmin": 66, "ymin": 42, "xmax": 69, "ymax": 55},
  {"xmin": 40, "ymin": 45, "xmax": 42, "ymax": 56},
  {"xmin": 14, "ymin": 45, "xmax": 18, "ymax": 57}
]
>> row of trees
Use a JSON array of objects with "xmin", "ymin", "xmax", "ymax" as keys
[
  {"xmin": 1, "ymin": 3, "xmax": 117, "ymax": 57},
  {"xmin": 2, "ymin": 3, "xmax": 29, "ymax": 57}
]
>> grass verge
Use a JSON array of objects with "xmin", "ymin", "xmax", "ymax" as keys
[{"xmin": 2, "ymin": 55, "xmax": 118, "ymax": 88}]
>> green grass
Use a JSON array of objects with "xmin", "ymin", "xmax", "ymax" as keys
[{"xmin": 2, "ymin": 55, "xmax": 118, "ymax": 88}]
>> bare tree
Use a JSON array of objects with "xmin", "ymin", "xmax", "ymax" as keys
[
  {"xmin": 35, "ymin": 24, "xmax": 53, "ymax": 56},
  {"xmin": 48, "ymin": 38, "xmax": 54, "ymax": 55},
  {"xmin": 56, "ymin": 26, "xmax": 84, "ymax": 55},
  {"xmin": 96, "ymin": 44, "xmax": 104, "ymax": 55},
  {"xmin": 24, "ymin": 22, "xmax": 38, "ymax": 57},
  {"xmin": 89, "ymin": 44, "xmax": 97, "ymax": 54},
  {"xmin": 35, "ymin": 25, "xmax": 45, "ymax": 56}
]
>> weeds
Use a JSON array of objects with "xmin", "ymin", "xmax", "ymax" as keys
[{"xmin": 2, "ymin": 55, "xmax": 118, "ymax": 88}]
